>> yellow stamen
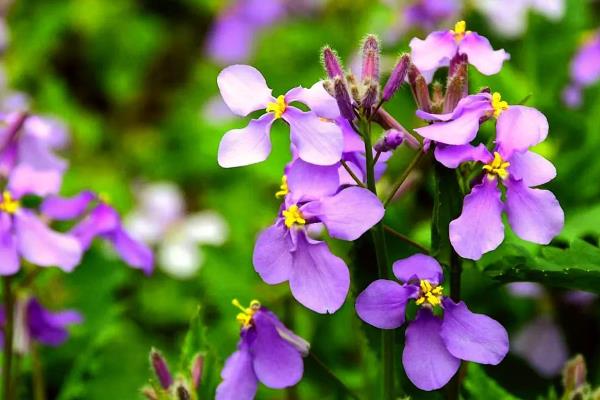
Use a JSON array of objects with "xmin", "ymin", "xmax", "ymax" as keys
[
  {"xmin": 415, "ymin": 279, "xmax": 443, "ymax": 307},
  {"xmin": 451, "ymin": 20, "xmax": 469, "ymax": 42},
  {"xmin": 266, "ymin": 95, "xmax": 287, "ymax": 119},
  {"xmin": 0, "ymin": 191, "xmax": 20, "ymax": 214},
  {"xmin": 491, "ymin": 92, "xmax": 509, "ymax": 118},
  {"xmin": 483, "ymin": 151, "xmax": 510, "ymax": 180},
  {"xmin": 98, "ymin": 192, "xmax": 111, "ymax": 204},
  {"xmin": 232, "ymin": 298, "xmax": 261, "ymax": 328},
  {"xmin": 275, "ymin": 175, "xmax": 289, "ymax": 199},
  {"xmin": 282, "ymin": 204, "xmax": 306, "ymax": 228}
]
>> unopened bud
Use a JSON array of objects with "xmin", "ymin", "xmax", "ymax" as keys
[
  {"xmin": 374, "ymin": 129, "xmax": 404, "ymax": 152},
  {"xmin": 142, "ymin": 387, "xmax": 158, "ymax": 400},
  {"xmin": 443, "ymin": 65, "xmax": 467, "ymax": 113},
  {"xmin": 361, "ymin": 35, "xmax": 380, "ymax": 82},
  {"xmin": 191, "ymin": 354, "xmax": 204, "ymax": 389},
  {"xmin": 563, "ymin": 355, "xmax": 587, "ymax": 394},
  {"xmin": 176, "ymin": 384, "xmax": 192, "ymax": 400},
  {"xmin": 334, "ymin": 77, "xmax": 355, "ymax": 121},
  {"xmin": 407, "ymin": 63, "xmax": 431, "ymax": 113},
  {"xmin": 322, "ymin": 47, "xmax": 344, "ymax": 79},
  {"xmin": 432, "ymin": 82, "xmax": 444, "ymax": 104},
  {"xmin": 382, "ymin": 53, "xmax": 410, "ymax": 102},
  {"xmin": 361, "ymin": 81, "xmax": 379, "ymax": 110},
  {"xmin": 346, "ymin": 73, "xmax": 361, "ymax": 103},
  {"xmin": 150, "ymin": 348, "xmax": 173, "ymax": 389},
  {"xmin": 373, "ymin": 108, "xmax": 420, "ymax": 149},
  {"xmin": 448, "ymin": 53, "xmax": 468, "ymax": 78},
  {"xmin": 322, "ymin": 80, "xmax": 335, "ymax": 96}
]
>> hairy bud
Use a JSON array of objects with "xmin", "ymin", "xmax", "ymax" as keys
[
  {"xmin": 361, "ymin": 35, "xmax": 380, "ymax": 82},
  {"xmin": 382, "ymin": 53, "xmax": 410, "ymax": 102},
  {"xmin": 150, "ymin": 348, "xmax": 173, "ymax": 389},
  {"xmin": 407, "ymin": 63, "xmax": 431, "ymax": 113},
  {"xmin": 322, "ymin": 47, "xmax": 344, "ymax": 79},
  {"xmin": 333, "ymin": 77, "xmax": 355, "ymax": 122}
]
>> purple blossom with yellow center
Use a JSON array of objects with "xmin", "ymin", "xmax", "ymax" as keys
[
  {"xmin": 216, "ymin": 299, "xmax": 309, "ymax": 400},
  {"xmin": 409, "ymin": 20, "xmax": 509, "ymax": 80},
  {"xmin": 431, "ymin": 106, "xmax": 564, "ymax": 260},
  {"xmin": 42, "ymin": 191, "xmax": 154, "ymax": 274},
  {"xmin": 355, "ymin": 254, "xmax": 509, "ymax": 391},
  {"xmin": 253, "ymin": 159, "xmax": 384, "ymax": 313},
  {"xmin": 217, "ymin": 65, "xmax": 343, "ymax": 167}
]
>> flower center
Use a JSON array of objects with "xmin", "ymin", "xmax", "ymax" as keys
[
  {"xmin": 451, "ymin": 20, "xmax": 468, "ymax": 42},
  {"xmin": 0, "ymin": 191, "xmax": 20, "ymax": 214},
  {"xmin": 415, "ymin": 279, "xmax": 443, "ymax": 307},
  {"xmin": 266, "ymin": 95, "xmax": 287, "ymax": 120},
  {"xmin": 232, "ymin": 298, "xmax": 261, "ymax": 328},
  {"xmin": 483, "ymin": 151, "xmax": 510, "ymax": 180},
  {"xmin": 491, "ymin": 92, "xmax": 508, "ymax": 118},
  {"xmin": 275, "ymin": 175, "xmax": 288, "ymax": 199},
  {"xmin": 282, "ymin": 204, "xmax": 306, "ymax": 228}
]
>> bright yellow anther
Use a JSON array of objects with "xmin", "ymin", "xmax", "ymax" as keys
[
  {"xmin": 415, "ymin": 279, "xmax": 443, "ymax": 307},
  {"xmin": 452, "ymin": 20, "xmax": 468, "ymax": 42},
  {"xmin": 282, "ymin": 204, "xmax": 306, "ymax": 228},
  {"xmin": 491, "ymin": 92, "xmax": 509, "ymax": 118},
  {"xmin": 275, "ymin": 175, "xmax": 289, "ymax": 199},
  {"xmin": 232, "ymin": 298, "xmax": 261, "ymax": 328},
  {"xmin": 0, "ymin": 191, "xmax": 20, "ymax": 214},
  {"xmin": 266, "ymin": 95, "xmax": 287, "ymax": 119},
  {"xmin": 483, "ymin": 151, "xmax": 510, "ymax": 180}
]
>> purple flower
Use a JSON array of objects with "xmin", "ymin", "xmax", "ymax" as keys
[
  {"xmin": 253, "ymin": 159, "xmax": 384, "ymax": 313},
  {"xmin": 42, "ymin": 191, "xmax": 154, "ymax": 274},
  {"xmin": 0, "ymin": 297, "xmax": 82, "ymax": 354},
  {"xmin": 355, "ymin": 254, "xmax": 509, "ymax": 391},
  {"xmin": 404, "ymin": 0, "xmax": 461, "ymax": 30},
  {"xmin": 216, "ymin": 299, "xmax": 309, "ymax": 400},
  {"xmin": 563, "ymin": 32, "xmax": 600, "ymax": 108},
  {"xmin": 409, "ymin": 20, "xmax": 509, "ymax": 79},
  {"xmin": 435, "ymin": 106, "xmax": 564, "ymax": 260},
  {"xmin": 217, "ymin": 65, "xmax": 343, "ymax": 167}
]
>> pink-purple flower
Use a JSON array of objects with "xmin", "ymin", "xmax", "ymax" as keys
[
  {"xmin": 253, "ymin": 159, "xmax": 384, "ymax": 313},
  {"xmin": 217, "ymin": 65, "xmax": 343, "ymax": 167},
  {"xmin": 563, "ymin": 32, "xmax": 600, "ymax": 108},
  {"xmin": 216, "ymin": 299, "xmax": 309, "ymax": 400},
  {"xmin": 355, "ymin": 254, "xmax": 509, "ymax": 391}
]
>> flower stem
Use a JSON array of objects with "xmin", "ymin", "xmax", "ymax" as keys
[
  {"xmin": 340, "ymin": 160, "xmax": 366, "ymax": 188},
  {"xmin": 31, "ymin": 343, "xmax": 46, "ymax": 400},
  {"xmin": 383, "ymin": 225, "xmax": 430, "ymax": 254},
  {"xmin": 309, "ymin": 353, "xmax": 361, "ymax": 400},
  {"xmin": 384, "ymin": 148, "xmax": 424, "ymax": 208},
  {"xmin": 2, "ymin": 276, "xmax": 14, "ymax": 400}
]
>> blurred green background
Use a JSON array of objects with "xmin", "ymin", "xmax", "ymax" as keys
[{"xmin": 4, "ymin": 0, "xmax": 600, "ymax": 398}]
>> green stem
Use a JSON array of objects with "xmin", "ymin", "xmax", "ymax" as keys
[
  {"xmin": 383, "ymin": 225, "xmax": 430, "ymax": 254},
  {"xmin": 31, "ymin": 344, "xmax": 46, "ymax": 400},
  {"xmin": 340, "ymin": 160, "xmax": 366, "ymax": 188},
  {"xmin": 361, "ymin": 119, "xmax": 395, "ymax": 400},
  {"xmin": 2, "ymin": 276, "xmax": 14, "ymax": 400},
  {"xmin": 309, "ymin": 353, "xmax": 361, "ymax": 400},
  {"xmin": 384, "ymin": 149, "xmax": 424, "ymax": 207}
]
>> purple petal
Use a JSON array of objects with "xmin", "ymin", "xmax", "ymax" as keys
[
  {"xmin": 285, "ymin": 82, "xmax": 340, "ymax": 120},
  {"xmin": 506, "ymin": 282, "xmax": 545, "ymax": 298},
  {"xmin": 496, "ymin": 106, "xmax": 548, "ymax": 159},
  {"xmin": 355, "ymin": 279, "xmax": 415, "ymax": 329},
  {"xmin": 570, "ymin": 35, "xmax": 600, "ymax": 86},
  {"xmin": 449, "ymin": 179, "xmax": 504, "ymax": 260},
  {"xmin": 458, "ymin": 32, "xmax": 509, "ymax": 75},
  {"xmin": 41, "ymin": 191, "xmax": 96, "ymax": 220},
  {"xmin": 403, "ymin": 308, "xmax": 460, "ymax": 391},
  {"xmin": 512, "ymin": 316, "xmax": 568, "ymax": 378},
  {"xmin": 409, "ymin": 30, "xmax": 457, "ymax": 73},
  {"xmin": 0, "ymin": 213, "xmax": 19, "ymax": 275},
  {"xmin": 253, "ymin": 224, "xmax": 293, "ymax": 285},
  {"xmin": 262, "ymin": 309, "xmax": 310, "ymax": 355},
  {"xmin": 71, "ymin": 203, "xmax": 120, "ymax": 249},
  {"xmin": 7, "ymin": 165, "xmax": 63, "ymax": 198},
  {"xmin": 285, "ymin": 107, "xmax": 343, "ymax": 166},
  {"xmin": 340, "ymin": 118, "xmax": 364, "ymax": 153},
  {"xmin": 434, "ymin": 143, "xmax": 492, "ymax": 168},
  {"xmin": 250, "ymin": 310, "xmax": 303, "ymax": 389},
  {"xmin": 106, "ymin": 227, "xmax": 154, "ymax": 274},
  {"xmin": 440, "ymin": 299, "xmax": 509, "ymax": 365},
  {"xmin": 14, "ymin": 211, "xmax": 82, "ymax": 272},
  {"xmin": 218, "ymin": 113, "xmax": 274, "ymax": 168},
  {"xmin": 507, "ymin": 151, "xmax": 556, "ymax": 187},
  {"xmin": 27, "ymin": 298, "xmax": 82, "ymax": 346},
  {"xmin": 416, "ymin": 93, "xmax": 491, "ymax": 122},
  {"xmin": 217, "ymin": 65, "xmax": 273, "ymax": 116},
  {"xmin": 286, "ymin": 159, "xmax": 340, "ymax": 203},
  {"xmin": 392, "ymin": 253, "xmax": 444, "ymax": 285},
  {"xmin": 289, "ymin": 233, "xmax": 350, "ymax": 314},
  {"xmin": 301, "ymin": 187, "xmax": 384, "ymax": 241},
  {"xmin": 216, "ymin": 340, "xmax": 258, "ymax": 400},
  {"xmin": 504, "ymin": 179, "xmax": 564, "ymax": 244}
]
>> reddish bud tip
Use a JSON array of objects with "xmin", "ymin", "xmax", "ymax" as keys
[
  {"xmin": 322, "ymin": 47, "xmax": 344, "ymax": 79},
  {"xmin": 382, "ymin": 53, "xmax": 410, "ymax": 102},
  {"xmin": 361, "ymin": 35, "xmax": 380, "ymax": 82},
  {"xmin": 150, "ymin": 349, "xmax": 173, "ymax": 389}
]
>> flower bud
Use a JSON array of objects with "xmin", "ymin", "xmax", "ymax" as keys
[
  {"xmin": 322, "ymin": 47, "xmax": 344, "ymax": 79},
  {"xmin": 374, "ymin": 129, "xmax": 404, "ymax": 152},
  {"xmin": 333, "ymin": 77, "xmax": 355, "ymax": 122},
  {"xmin": 361, "ymin": 80, "xmax": 379, "ymax": 110},
  {"xmin": 141, "ymin": 387, "xmax": 158, "ymax": 400},
  {"xmin": 382, "ymin": 53, "xmax": 410, "ymax": 102},
  {"xmin": 150, "ymin": 348, "xmax": 173, "ymax": 389},
  {"xmin": 361, "ymin": 35, "xmax": 380, "ymax": 82},
  {"xmin": 443, "ymin": 64, "xmax": 467, "ymax": 113},
  {"xmin": 373, "ymin": 108, "xmax": 420, "ymax": 149},
  {"xmin": 448, "ymin": 53, "xmax": 468, "ymax": 78},
  {"xmin": 191, "ymin": 354, "xmax": 204, "ymax": 389},
  {"xmin": 322, "ymin": 80, "xmax": 335, "ymax": 96},
  {"xmin": 346, "ymin": 73, "xmax": 361, "ymax": 103},
  {"xmin": 407, "ymin": 63, "xmax": 431, "ymax": 113},
  {"xmin": 563, "ymin": 355, "xmax": 587, "ymax": 395},
  {"xmin": 176, "ymin": 384, "xmax": 192, "ymax": 400}
]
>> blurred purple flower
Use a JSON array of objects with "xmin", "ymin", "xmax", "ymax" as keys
[
  {"xmin": 563, "ymin": 32, "xmax": 600, "ymax": 108},
  {"xmin": 217, "ymin": 65, "xmax": 343, "ymax": 167},
  {"xmin": 355, "ymin": 254, "xmax": 508, "ymax": 391},
  {"xmin": 216, "ymin": 300, "xmax": 309, "ymax": 400},
  {"xmin": 253, "ymin": 159, "xmax": 384, "ymax": 313},
  {"xmin": 405, "ymin": 0, "xmax": 461, "ymax": 30}
]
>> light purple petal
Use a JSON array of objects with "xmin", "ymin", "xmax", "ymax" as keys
[
  {"xmin": 216, "ymin": 341, "xmax": 258, "ymax": 400},
  {"xmin": 449, "ymin": 179, "xmax": 504, "ymax": 260},
  {"xmin": 570, "ymin": 36, "xmax": 600, "ymax": 86},
  {"xmin": 7, "ymin": 165, "xmax": 63, "ymax": 198},
  {"xmin": 508, "ymin": 151, "xmax": 556, "ymax": 187},
  {"xmin": 253, "ymin": 224, "xmax": 293, "ymax": 284},
  {"xmin": 217, "ymin": 65, "xmax": 273, "ymax": 116},
  {"xmin": 415, "ymin": 102, "xmax": 491, "ymax": 145},
  {"xmin": 301, "ymin": 187, "xmax": 384, "ymax": 241},
  {"xmin": 27, "ymin": 298, "xmax": 82, "ymax": 346},
  {"xmin": 289, "ymin": 233, "xmax": 350, "ymax": 314},
  {"xmin": 14, "ymin": 211, "xmax": 82, "ymax": 272},
  {"xmin": 355, "ymin": 279, "xmax": 415, "ymax": 329},
  {"xmin": 250, "ymin": 310, "xmax": 303, "ymax": 389},
  {"xmin": 392, "ymin": 253, "xmax": 444, "ymax": 285},
  {"xmin": 441, "ymin": 299, "xmax": 509, "ymax": 365},
  {"xmin": 340, "ymin": 118, "xmax": 364, "ymax": 153},
  {"xmin": 505, "ymin": 179, "xmax": 564, "ymax": 244},
  {"xmin": 106, "ymin": 227, "xmax": 154, "ymax": 274},
  {"xmin": 218, "ymin": 113, "xmax": 274, "ymax": 168},
  {"xmin": 416, "ymin": 93, "xmax": 491, "ymax": 122},
  {"xmin": 285, "ymin": 82, "xmax": 340, "ymax": 120},
  {"xmin": 285, "ymin": 107, "xmax": 343, "ymax": 166},
  {"xmin": 71, "ymin": 203, "xmax": 120, "ymax": 249},
  {"xmin": 403, "ymin": 308, "xmax": 461, "ymax": 391},
  {"xmin": 458, "ymin": 32, "xmax": 509, "ymax": 75},
  {"xmin": 41, "ymin": 191, "xmax": 96, "ymax": 220},
  {"xmin": 506, "ymin": 282, "xmax": 545, "ymax": 298},
  {"xmin": 263, "ymin": 309, "xmax": 310, "ymax": 355},
  {"xmin": 0, "ymin": 213, "xmax": 19, "ymax": 275},
  {"xmin": 496, "ymin": 106, "xmax": 549, "ymax": 159},
  {"xmin": 286, "ymin": 159, "xmax": 340, "ymax": 203},
  {"xmin": 434, "ymin": 143, "xmax": 492, "ymax": 168},
  {"xmin": 409, "ymin": 30, "xmax": 457, "ymax": 73}
]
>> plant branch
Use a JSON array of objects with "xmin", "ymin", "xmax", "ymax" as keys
[
  {"xmin": 2, "ymin": 276, "xmax": 14, "ymax": 400},
  {"xmin": 384, "ymin": 148, "xmax": 424, "ymax": 207},
  {"xmin": 383, "ymin": 225, "xmax": 430, "ymax": 254},
  {"xmin": 340, "ymin": 160, "xmax": 366, "ymax": 188},
  {"xmin": 309, "ymin": 353, "xmax": 361, "ymax": 400}
]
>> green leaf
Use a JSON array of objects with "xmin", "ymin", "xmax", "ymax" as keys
[
  {"xmin": 463, "ymin": 364, "xmax": 521, "ymax": 400},
  {"xmin": 431, "ymin": 163, "xmax": 462, "ymax": 265}
]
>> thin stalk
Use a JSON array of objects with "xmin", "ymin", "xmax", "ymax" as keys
[
  {"xmin": 383, "ymin": 225, "xmax": 430, "ymax": 254},
  {"xmin": 384, "ymin": 149, "xmax": 424, "ymax": 207},
  {"xmin": 2, "ymin": 276, "xmax": 14, "ymax": 400},
  {"xmin": 31, "ymin": 344, "xmax": 46, "ymax": 400},
  {"xmin": 340, "ymin": 160, "xmax": 366, "ymax": 188},
  {"xmin": 373, "ymin": 151, "xmax": 381, "ymax": 165},
  {"xmin": 309, "ymin": 353, "xmax": 361, "ymax": 400},
  {"xmin": 447, "ymin": 245, "xmax": 463, "ymax": 400}
]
